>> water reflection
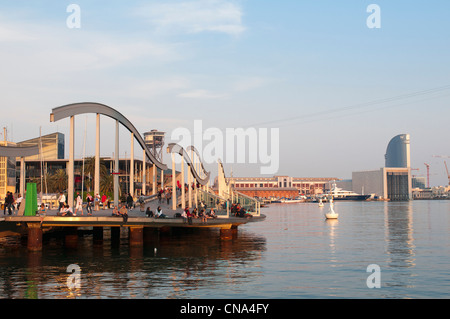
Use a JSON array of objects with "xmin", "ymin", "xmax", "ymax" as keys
[
  {"xmin": 326, "ymin": 219, "xmax": 339, "ymax": 264},
  {"xmin": 384, "ymin": 201, "xmax": 416, "ymax": 290},
  {"xmin": 0, "ymin": 227, "xmax": 266, "ymax": 299}
]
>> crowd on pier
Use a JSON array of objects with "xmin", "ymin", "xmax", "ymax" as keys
[{"xmin": 3, "ymin": 186, "xmax": 255, "ymax": 222}]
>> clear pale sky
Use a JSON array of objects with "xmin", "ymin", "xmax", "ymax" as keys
[{"xmin": 0, "ymin": 1, "xmax": 449, "ymax": 186}]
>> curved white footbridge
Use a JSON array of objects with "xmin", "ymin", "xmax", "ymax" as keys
[{"xmin": 1, "ymin": 102, "xmax": 265, "ymax": 250}]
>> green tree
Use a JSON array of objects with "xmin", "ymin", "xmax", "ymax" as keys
[
  {"xmin": 100, "ymin": 173, "xmax": 114, "ymax": 195},
  {"xmin": 83, "ymin": 156, "xmax": 108, "ymax": 192},
  {"xmin": 51, "ymin": 169, "xmax": 68, "ymax": 193}
]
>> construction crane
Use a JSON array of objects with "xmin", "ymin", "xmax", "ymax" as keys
[
  {"xmin": 424, "ymin": 163, "xmax": 430, "ymax": 188},
  {"xmin": 445, "ymin": 161, "xmax": 450, "ymax": 185}
]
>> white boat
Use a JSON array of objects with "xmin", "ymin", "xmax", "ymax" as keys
[
  {"xmin": 282, "ymin": 198, "xmax": 305, "ymax": 203},
  {"xmin": 325, "ymin": 198, "xmax": 338, "ymax": 219},
  {"xmin": 329, "ymin": 181, "xmax": 371, "ymax": 201},
  {"xmin": 318, "ymin": 198, "xmax": 324, "ymax": 207},
  {"xmin": 274, "ymin": 197, "xmax": 305, "ymax": 203}
]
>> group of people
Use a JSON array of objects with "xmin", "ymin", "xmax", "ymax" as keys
[
  {"xmin": 181, "ymin": 207, "xmax": 217, "ymax": 224},
  {"xmin": 144, "ymin": 206, "xmax": 166, "ymax": 218},
  {"xmin": 4, "ymin": 189, "xmax": 248, "ymax": 223},
  {"xmin": 231, "ymin": 203, "xmax": 253, "ymax": 218},
  {"xmin": 157, "ymin": 188, "xmax": 172, "ymax": 205},
  {"xmin": 111, "ymin": 204, "xmax": 130, "ymax": 223},
  {"xmin": 175, "ymin": 181, "xmax": 202, "ymax": 195},
  {"xmin": 110, "ymin": 203, "xmax": 166, "ymax": 223},
  {"xmin": 3, "ymin": 192, "xmax": 23, "ymax": 215},
  {"xmin": 57, "ymin": 191, "xmax": 112, "ymax": 216},
  {"xmin": 56, "ymin": 204, "xmax": 75, "ymax": 217}
]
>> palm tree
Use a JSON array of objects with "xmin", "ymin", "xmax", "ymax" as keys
[
  {"xmin": 100, "ymin": 173, "xmax": 114, "ymax": 196},
  {"xmin": 83, "ymin": 156, "xmax": 108, "ymax": 192},
  {"xmin": 51, "ymin": 169, "xmax": 68, "ymax": 193},
  {"xmin": 30, "ymin": 172, "xmax": 54, "ymax": 193}
]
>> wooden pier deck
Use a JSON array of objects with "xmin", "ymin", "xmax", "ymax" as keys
[{"xmin": 3, "ymin": 214, "xmax": 265, "ymax": 228}]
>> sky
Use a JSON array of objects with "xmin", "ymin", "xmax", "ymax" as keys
[{"xmin": 0, "ymin": 0, "xmax": 449, "ymax": 186}]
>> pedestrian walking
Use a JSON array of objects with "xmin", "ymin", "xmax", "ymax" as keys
[
  {"xmin": 157, "ymin": 190, "xmax": 162, "ymax": 204},
  {"xmin": 86, "ymin": 193, "xmax": 93, "ymax": 215},
  {"xmin": 75, "ymin": 192, "xmax": 83, "ymax": 216},
  {"xmin": 15, "ymin": 194, "xmax": 23, "ymax": 215},
  {"xmin": 126, "ymin": 193, "xmax": 134, "ymax": 210},
  {"xmin": 166, "ymin": 190, "xmax": 171, "ymax": 205},
  {"xmin": 58, "ymin": 192, "xmax": 66, "ymax": 213}
]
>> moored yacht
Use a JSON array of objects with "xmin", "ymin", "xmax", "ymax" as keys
[{"xmin": 329, "ymin": 181, "xmax": 371, "ymax": 201}]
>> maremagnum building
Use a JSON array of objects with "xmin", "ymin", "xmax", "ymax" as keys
[
  {"xmin": 351, "ymin": 134, "xmax": 412, "ymax": 201},
  {"xmin": 224, "ymin": 176, "xmax": 338, "ymax": 199}
]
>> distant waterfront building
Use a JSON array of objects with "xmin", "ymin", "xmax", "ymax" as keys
[
  {"xmin": 225, "ymin": 176, "xmax": 338, "ymax": 198},
  {"xmin": 413, "ymin": 186, "xmax": 450, "ymax": 200},
  {"xmin": 352, "ymin": 167, "xmax": 412, "ymax": 201},
  {"xmin": 412, "ymin": 176, "xmax": 426, "ymax": 189},
  {"xmin": 16, "ymin": 132, "xmax": 65, "ymax": 161},
  {"xmin": 385, "ymin": 134, "xmax": 410, "ymax": 168},
  {"xmin": 0, "ymin": 140, "xmax": 18, "ymax": 195},
  {"xmin": 351, "ymin": 133, "xmax": 412, "ymax": 201}
]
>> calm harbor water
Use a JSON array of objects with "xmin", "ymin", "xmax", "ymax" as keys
[{"xmin": 0, "ymin": 200, "xmax": 449, "ymax": 299}]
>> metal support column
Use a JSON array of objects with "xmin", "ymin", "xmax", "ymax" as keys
[
  {"xmin": 114, "ymin": 120, "xmax": 119, "ymax": 208},
  {"xmin": 68, "ymin": 115, "xmax": 75, "ymax": 208},
  {"xmin": 172, "ymin": 153, "xmax": 176, "ymax": 211},
  {"xmin": 95, "ymin": 113, "xmax": 100, "ymax": 197},
  {"xmin": 130, "ymin": 133, "xmax": 134, "ymax": 197}
]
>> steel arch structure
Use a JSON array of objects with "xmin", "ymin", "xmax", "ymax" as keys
[
  {"xmin": 50, "ymin": 102, "xmax": 167, "ymax": 170},
  {"xmin": 167, "ymin": 143, "xmax": 210, "ymax": 185}
]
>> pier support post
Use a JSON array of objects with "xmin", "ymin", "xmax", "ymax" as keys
[
  {"xmin": 64, "ymin": 227, "xmax": 78, "ymax": 249},
  {"xmin": 219, "ymin": 225, "xmax": 233, "ymax": 241},
  {"xmin": 129, "ymin": 226, "xmax": 144, "ymax": 247},
  {"xmin": 27, "ymin": 224, "xmax": 42, "ymax": 251}
]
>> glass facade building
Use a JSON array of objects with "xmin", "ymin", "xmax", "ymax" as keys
[
  {"xmin": 385, "ymin": 134, "xmax": 410, "ymax": 168},
  {"xmin": 16, "ymin": 132, "xmax": 65, "ymax": 161},
  {"xmin": 0, "ymin": 141, "xmax": 17, "ymax": 196},
  {"xmin": 384, "ymin": 134, "xmax": 411, "ymax": 200}
]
